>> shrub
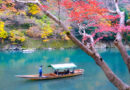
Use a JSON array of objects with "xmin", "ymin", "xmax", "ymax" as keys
[
  {"xmin": 0, "ymin": 21, "xmax": 8, "ymax": 43},
  {"xmin": 9, "ymin": 30, "xmax": 25, "ymax": 44}
]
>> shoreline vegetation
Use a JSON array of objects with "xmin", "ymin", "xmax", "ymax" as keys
[
  {"xmin": 0, "ymin": 38, "xmax": 129, "ymax": 51},
  {"xmin": 0, "ymin": 39, "xmax": 77, "ymax": 51},
  {"xmin": 0, "ymin": 1, "xmax": 129, "ymax": 52}
]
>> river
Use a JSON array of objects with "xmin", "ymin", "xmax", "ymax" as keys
[{"xmin": 0, "ymin": 48, "xmax": 130, "ymax": 90}]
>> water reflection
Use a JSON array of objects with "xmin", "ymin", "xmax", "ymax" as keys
[{"xmin": 0, "ymin": 49, "xmax": 129, "ymax": 90}]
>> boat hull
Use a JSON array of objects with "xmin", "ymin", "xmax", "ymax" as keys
[{"xmin": 16, "ymin": 69, "xmax": 84, "ymax": 80}]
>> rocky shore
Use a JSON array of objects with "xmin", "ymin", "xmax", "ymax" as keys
[{"xmin": 0, "ymin": 42, "xmax": 129, "ymax": 52}]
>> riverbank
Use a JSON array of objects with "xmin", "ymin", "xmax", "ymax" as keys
[
  {"xmin": 0, "ymin": 39, "xmax": 129, "ymax": 51},
  {"xmin": 0, "ymin": 39, "xmax": 77, "ymax": 51}
]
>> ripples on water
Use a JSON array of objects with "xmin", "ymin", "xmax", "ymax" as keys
[{"xmin": 0, "ymin": 48, "xmax": 129, "ymax": 90}]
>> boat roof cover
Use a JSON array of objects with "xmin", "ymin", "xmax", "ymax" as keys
[{"xmin": 50, "ymin": 63, "xmax": 77, "ymax": 70}]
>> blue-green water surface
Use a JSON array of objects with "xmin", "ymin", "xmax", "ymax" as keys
[{"xmin": 0, "ymin": 49, "xmax": 130, "ymax": 90}]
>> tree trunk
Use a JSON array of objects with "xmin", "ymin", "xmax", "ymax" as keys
[
  {"xmin": 0, "ymin": 39, "xmax": 4, "ymax": 44},
  {"xmin": 37, "ymin": 3, "xmax": 130, "ymax": 89},
  {"xmin": 114, "ymin": 33, "xmax": 130, "ymax": 72},
  {"xmin": 113, "ymin": 0, "xmax": 130, "ymax": 72},
  {"xmin": 67, "ymin": 32, "xmax": 130, "ymax": 90}
]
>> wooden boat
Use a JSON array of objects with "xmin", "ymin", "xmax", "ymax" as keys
[
  {"xmin": 16, "ymin": 63, "xmax": 84, "ymax": 80},
  {"xmin": 16, "ymin": 69, "xmax": 84, "ymax": 80}
]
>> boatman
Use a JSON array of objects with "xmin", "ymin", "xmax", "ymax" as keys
[{"xmin": 39, "ymin": 65, "xmax": 42, "ymax": 77}]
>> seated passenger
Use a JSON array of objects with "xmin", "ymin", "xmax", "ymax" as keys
[
  {"xmin": 54, "ymin": 70, "xmax": 57, "ymax": 74},
  {"xmin": 66, "ymin": 69, "xmax": 69, "ymax": 74},
  {"xmin": 64, "ymin": 70, "xmax": 67, "ymax": 75},
  {"xmin": 71, "ymin": 70, "xmax": 74, "ymax": 74},
  {"xmin": 54, "ymin": 70, "xmax": 59, "ymax": 75}
]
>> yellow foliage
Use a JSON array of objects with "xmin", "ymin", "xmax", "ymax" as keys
[
  {"xmin": 99, "ymin": 18, "xmax": 111, "ymax": 26},
  {"xmin": 43, "ymin": 39, "xmax": 49, "ymax": 42},
  {"xmin": 41, "ymin": 24, "xmax": 53, "ymax": 42},
  {"xmin": 28, "ymin": 4, "xmax": 40, "ymax": 15},
  {"xmin": 68, "ymin": 26, "xmax": 72, "ymax": 30},
  {"xmin": 9, "ymin": 30, "xmax": 25, "ymax": 43},
  {"xmin": 16, "ymin": 11, "xmax": 26, "ymax": 15},
  {"xmin": 10, "ymin": 37, "xmax": 15, "ymax": 42},
  {"xmin": 0, "ymin": 21, "xmax": 4, "ymax": 28},
  {"xmin": 0, "ymin": 21, "xmax": 8, "ymax": 39}
]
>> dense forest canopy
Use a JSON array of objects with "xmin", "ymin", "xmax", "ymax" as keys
[{"xmin": 0, "ymin": 0, "xmax": 129, "ymax": 45}]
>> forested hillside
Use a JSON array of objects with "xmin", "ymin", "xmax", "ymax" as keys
[{"xmin": 0, "ymin": 0, "xmax": 129, "ymax": 50}]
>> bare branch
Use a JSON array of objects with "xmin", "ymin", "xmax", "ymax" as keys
[
  {"xmin": 77, "ymin": 23, "xmax": 94, "ymax": 47},
  {"xmin": 15, "ymin": 0, "xmax": 39, "ymax": 3},
  {"xmin": 105, "ymin": 0, "xmax": 117, "ymax": 14},
  {"xmin": 108, "ymin": 9, "xmax": 117, "ymax": 14},
  {"xmin": 114, "ymin": 0, "xmax": 118, "ymax": 3}
]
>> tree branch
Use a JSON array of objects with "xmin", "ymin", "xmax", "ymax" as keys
[
  {"xmin": 108, "ymin": 9, "xmax": 117, "ymax": 14},
  {"xmin": 15, "ymin": 0, "xmax": 130, "ymax": 89},
  {"xmin": 113, "ymin": 0, "xmax": 130, "ymax": 72},
  {"xmin": 37, "ymin": 2, "xmax": 130, "ymax": 89},
  {"xmin": 77, "ymin": 23, "xmax": 94, "ymax": 46},
  {"xmin": 114, "ymin": 33, "xmax": 130, "ymax": 72},
  {"xmin": 105, "ymin": 0, "xmax": 117, "ymax": 14},
  {"xmin": 15, "ymin": 0, "xmax": 38, "ymax": 3}
]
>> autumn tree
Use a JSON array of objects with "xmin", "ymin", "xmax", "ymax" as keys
[
  {"xmin": 15, "ymin": 0, "xmax": 130, "ymax": 89},
  {"xmin": 9, "ymin": 30, "xmax": 25, "ymax": 44},
  {"xmin": 0, "ymin": 21, "xmax": 8, "ymax": 43}
]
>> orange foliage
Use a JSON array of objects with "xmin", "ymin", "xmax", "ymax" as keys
[
  {"xmin": 26, "ymin": 26, "xmax": 42, "ymax": 38},
  {"xmin": 0, "ymin": 0, "xmax": 17, "ymax": 12}
]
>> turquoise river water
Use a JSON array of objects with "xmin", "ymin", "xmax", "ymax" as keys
[{"xmin": 0, "ymin": 48, "xmax": 130, "ymax": 90}]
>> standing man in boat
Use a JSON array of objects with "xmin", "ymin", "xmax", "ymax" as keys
[{"xmin": 39, "ymin": 65, "xmax": 43, "ymax": 77}]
